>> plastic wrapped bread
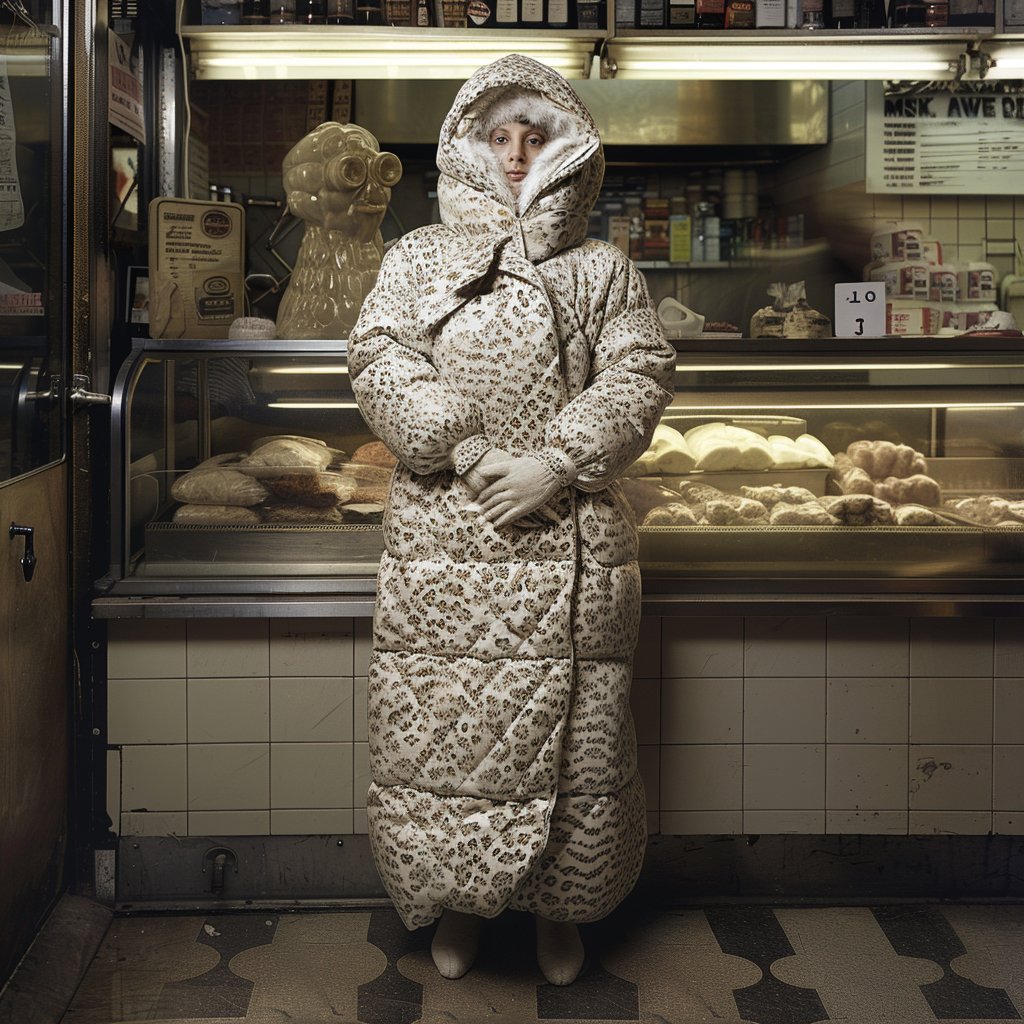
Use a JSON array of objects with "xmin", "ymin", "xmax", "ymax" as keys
[
  {"xmin": 172, "ymin": 503, "xmax": 261, "ymax": 525},
  {"xmin": 750, "ymin": 281, "xmax": 832, "ymax": 339},
  {"xmin": 171, "ymin": 465, "xmax": 270, "ymax": 506},
  {"xmin": 240, "ymin": 436, "xmax": 333, "ymax": 472}
]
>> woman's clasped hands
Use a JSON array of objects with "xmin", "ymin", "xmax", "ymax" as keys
[{"xmin": 463, "ymin": 448, "xmax": 561, "ymax": 529}]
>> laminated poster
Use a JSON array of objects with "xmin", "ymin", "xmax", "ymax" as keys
[
  {"xmin": 866, "ymin": 86, "xmax": 1024, "ymax": 194},
  {"xmin": 148, "ymin": 197, "xmax": 245, "ymax": 340},
  {"xmin": 0, "ymin": 56, "xmax": 24, "ymax": 232}
]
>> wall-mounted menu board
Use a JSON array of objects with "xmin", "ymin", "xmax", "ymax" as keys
[{"xmin": 866, "ymin": 86, "xmax": 1024, "ymax": 194}]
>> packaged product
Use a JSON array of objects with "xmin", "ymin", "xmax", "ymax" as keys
[
  {"xmin": 869, "ymin": 260, "xmax": 930, "ymax": 299},
  {"xmin": 957, "ymin": 261, "xmax": 998, "ymax": 301},
  {"xmin": 870, "ymin": 221, "xmax": 924, "ymax": 262},
  {"xmin": 886, "ymin": 299, "xmax": 942, "ymax": 336},
  {"xmin": 750, "ymin": 281, "xmax": 832, "ymax": 339}
]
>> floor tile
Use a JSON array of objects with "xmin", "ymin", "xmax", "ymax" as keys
[{"xmin": 58, "ymin": 902, "xmax": 1024, "ymax": 1024}]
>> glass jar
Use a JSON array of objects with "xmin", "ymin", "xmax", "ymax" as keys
[{"xmin": 269, "ymin": 0, "xmax": 297, "ymax": 21}]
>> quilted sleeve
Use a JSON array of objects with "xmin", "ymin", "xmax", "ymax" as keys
[
  {"xmin": 348, "ymin": 236, "xmax": 484, "ymax": 477},
  {"xmin": 542, "ymin": 255, "xmax": 676, "ymax": 492}
]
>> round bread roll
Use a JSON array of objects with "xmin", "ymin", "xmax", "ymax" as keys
[{"xmin": 352, "ymin": 441, "xmax": 398, "ymax": 468}]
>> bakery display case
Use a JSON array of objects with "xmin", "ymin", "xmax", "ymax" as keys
[
  {"xmin": 99, "ymin": 338, "xmax": 386, "ymax": 599},
  {"xmin": 95, "ymin": 335, "xmax": 1024, "ymax": 613},
  {"xmin": 635, "ymin": 337, "xmax": 1024, "ymax": 610}
]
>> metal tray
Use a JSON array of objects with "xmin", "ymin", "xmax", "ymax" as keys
[
  {"xmin": 638, "ymin": 523, "xmax": 1024, "ymax": 578},
  {"xmin": 142, "ymin": 521, "xmax": 385, "ymax": 576}
]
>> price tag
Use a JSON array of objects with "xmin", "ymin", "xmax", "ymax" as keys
[{"xmin": 834, "ymin": 283, "xmax": 886, "ymax": 338}]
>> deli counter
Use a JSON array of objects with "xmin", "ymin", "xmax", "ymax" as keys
[{"xmin": 92, "ymin": 336, "xmax": 1024, "ymax": 618}]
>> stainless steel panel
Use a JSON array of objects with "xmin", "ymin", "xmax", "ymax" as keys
[
  {"xmin": 354, "ymin": 79, "xmax": 828, "ymax": 147},
  {"xmin": 639, "ymin": 524, "xmax": 1024, "ymax": 577},
  {"xmin": 143, "ymin": 522, "xmax": 386, "ymax": 576}
]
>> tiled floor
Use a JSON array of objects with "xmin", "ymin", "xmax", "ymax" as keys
[{"xmin": 61, "ymin": 903, "xmax": 1024, "ymax": 1023}]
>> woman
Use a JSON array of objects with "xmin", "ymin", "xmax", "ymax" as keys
[{"xmin": 347, "ymin": 54, "xmax": 675, "ymax": 985}]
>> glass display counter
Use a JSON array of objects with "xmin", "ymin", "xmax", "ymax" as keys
[{"xmin": 94, "ymin": 336, "xmax": 1024, "ymax": 615}]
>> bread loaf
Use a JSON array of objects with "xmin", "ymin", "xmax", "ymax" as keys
[
  {"xmin": 171, "ymin": 468, "xmax": 270, "ymax": 507},
  {"xmin": 848, "ymin": 439, "xmax": 927, "ymax": 479},
  {"xmin": 631, "ymin": 423, "xmax": 697, "ymax": 475},
  {"xmin": 240, "ymin": 436, "xmax": 333, "ymax": 472},
  {"xmin": 873, "ymin": 474, "xmax": 941, "ymax": 507},
  {"xmin": 172, "ymin": 503, "xmax": 261, "ymax": 525},
  {"xmin": 740, "ymin": 484, "xmax": 819, "ymax": 509},
  {"xmin": 269, "ymin": 473, "xmax": 343, "ymax": 508},
  {"xmin": 770, "ymin": 501, "xmax": 840, "ymax": 525},
  {"xmin": 893, "ymin": 504, "xmax": 956, "ymax": 526},
  {"xmin": 820, "ymin": 494, "xmax": 894, "ymax": 525},
  {"xmin": 683, "ymin": 422, "xmax": 773, "ymax": 472},
  {"xmin": 642, "ymin": 502, "xmax": 700, "ymax": 526},
  {"xmin": 352, "ymin": 440, "xmax": 398, "ymax": 468},
  {"xmin": 705, "ymin": 495, "xmax": 770, "ymax": 525}
]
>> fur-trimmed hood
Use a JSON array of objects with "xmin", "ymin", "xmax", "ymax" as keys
[{"xmin": 435, "ymin": 55, "xmax": 604, "ymax": 263}]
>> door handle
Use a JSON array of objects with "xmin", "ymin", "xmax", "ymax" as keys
[
  {"xmin": 69, "ymin": 374, "xmax": 111, "ymax": 408},
  {"xmin": 9, "ymin": 523, "xmax": 37, "ymax": 582}
]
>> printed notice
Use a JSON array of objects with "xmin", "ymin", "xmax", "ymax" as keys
[
  {"xmin": 0, "ymin": 57, "xmax": 24, "ymax": 232},
  {"xmin": 109, "ymin": 29, "xmax": 145, "ymax": 143},
  {"xmin": 867, "ymin": 87, "xmax": 1024, "ymax": 194}
]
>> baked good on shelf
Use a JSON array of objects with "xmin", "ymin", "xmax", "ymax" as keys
[
  {"xmin": 339, "ymin": 502, "xmax": 386, "ymax": 524},
  {"xmin": 172, "ymin": 503, "xmax": 261, "ymax": 525},
  {"xmin": 704, "ymin": 495, "xmax": 770, "ymax": 525},
  {"xmin": 170, "ymin": 466, "xmax": 270, "ymax": 507},
  {"xmin": 642, "ymin": 502, "xmax": 700, "ymax": 526},
  {"xmin": 629, "ymin": 423, "xmax": 697, "ymax": 475},
  {"xmin": 830, "ymin": 451, "xmax": 941, "ymax": 507},
  {"xmin": 893, "ymin": 504, "xmax": 957, "ymax": 526},
  {"xmin": 333, "ymin": 461, "xmax": 394, "ymax": 504},
  {"xmin": 261, "ymin": 503, "xmax": 346, "ymax": 525},
  {"xmin": 820, "ymin": 494, "xmax": 895, "ymax": 525},
  {"xmin": 740, "ymin": 484, "xmax": 819, "ymax": 509},
  {"xmin": 847, "ymin": 439, "xmax": 928, "ymax": 479},
  {"xmin": 873, "ymin": 474, "xmax": 942, "ymax": 507},
  {"xmin": 766, "ymin": 435, "xmax": 808, "ymax": 469},
  {"xmin": 619, "ymin": 478, "xmax": 682, "ymax": 519},
  {"xmin": 769, "ymin": 501, "xmax": 840, "ymax": 525},
  {"xmin": 240, "ymin": 436, "xmax": 334, "ymax": 472},
  {"xmin": 683, "ymin": 422, "xmax": 773, "ymax": 472},
  {"xmin": 673, "ymin": 480, "xmax": 728, "ymax": 518},
  {"xmin": 352, "ymin": 440, "xmax": 398, "ymax": 468},
  {"xmin": 269, "ymin": 473, "xmax": 344, "ymax": 508},
  {"xmin": 794, "ymin": 433, "xmax": 835, "ymax": 468},
  {"xmin": 945, "ymin": 495, "xmax": 1024, "ymax": 526}
]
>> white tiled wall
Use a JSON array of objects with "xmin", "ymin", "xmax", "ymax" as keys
[
  {"xmin": 771, "ymin": 81, "xmax": 1024, "ymax": 283},
  {"xmin": 108, "ymin": 613, "xmax": 1022, "ymax": 839},
  {"xmin": 107, "ymin": 617, "xmax": 370, "ymax": 838}
]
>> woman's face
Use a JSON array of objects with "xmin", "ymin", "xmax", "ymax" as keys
[{"xmin": 488, "ymin": 121, "xmax": 548, "ymax": 195}]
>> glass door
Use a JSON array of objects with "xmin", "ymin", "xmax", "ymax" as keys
[{"xmin": 0, "ymin": 0, "xmax": 69, "ymax": 986}]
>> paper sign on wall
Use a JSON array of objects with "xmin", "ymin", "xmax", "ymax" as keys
[
  {"xmin": 834, "ymin": 282, "xmax": 885, "ymax": 338},
  {"xmin": 0, "ymin": 56, "xmax": 24, "ymax": 232},
  {"xmin": 866, "ymin": 86, "xmax": 1024, "ymax": 194},
  {"xmin": 109, "ymin": 29, "xmax": 145, "ymax": 144}
]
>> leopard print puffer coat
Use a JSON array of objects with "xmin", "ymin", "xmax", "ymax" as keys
[{"xmin": 348, "ymin": 54, "xmax": 675, "ymax": 930}]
